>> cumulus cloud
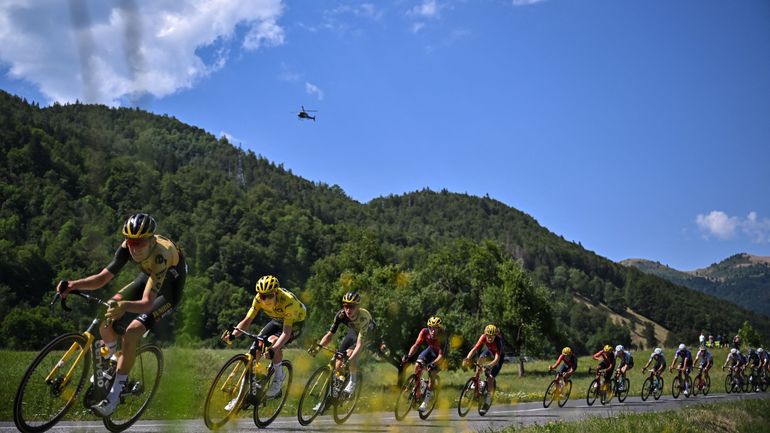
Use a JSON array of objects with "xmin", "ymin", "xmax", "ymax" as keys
[
  {"xmin": 0, "ymin": 0, "xmax": 285, "ymax": 105},
  {"xmin": 409, "ymin": 0, "xmax": 439, "ymax": 18},
  {"xmin": 512, "ymin": 0, "xmax": 545, "ymax": 5},
  {"xmin": 695, "ymin": 210, "xmax": 770, "ymax": 243},
  {"xmin": 218, "ymin": 131, "xmax": 245, "ymax": 144},
  {"xmin": 305, "ymin": 82, "xmax": 324, "ymax": 101}
]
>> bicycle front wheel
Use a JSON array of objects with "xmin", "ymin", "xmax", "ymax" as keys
[
  {"xmin": 558, "ymin": 380, "xmax": 572, "ymax": 408},
  {"xmin": 672, "ymin": 376, "xmax": 682, "ymax": 399},
  {"xmin": 724, "ymin": 374, "xmax": 733, "ymax": 394},
  {"xmin": 543, "ymin": 380, "xmax": 557, "ymax": 408},
  {"xmin": 333, "ymin": 372, "xmax": 361, "ymax": 424},
  {"xmin": 103, "ymin": 345, "xmax": 163, "ymax": 433},
  {"xmin": 703, "ymin": 376, "xmax": 711, "ymax": 395},
  {"xmin": 254, "ymin": 361, "xmax": 293, "ymax": 428},
  {"xmin": 457, "ymin": 378, "xmax": 475, "ymax": 417},
  {"xmin": 586, "ymin": 379, "xmax": 599, "ymax": 406},
  {"xmin": 418, "ymin": 377, "xmax": 439, "ymax": 420},
  {"xmin": 653, "ymin": 377, "xmax": 663, "ymax": 400},
  {"xmin": 641, "ymin": 378, "xmax": 652, "ymax": 401},
  {"xmin": 693, "ymin": 377, "xmax": 701, "ymax": 396},
  {"xmin": 297, "ymin": 366, "xmax": 332, "ymax": 426},
  {"xmin": 14, "ymin": 333, "xmax": 90, "ymax": 433},
  {"xmin": 204, "ymin": 354, "xmax": 249, "ymax": 430},
  {"xmin": 394, "ymin": 374, "xmax": 417, "ymax": 420}
]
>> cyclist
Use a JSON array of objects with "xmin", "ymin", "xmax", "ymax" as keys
[
  {"xmin": 402, "ymin": 316, "xmax": 447, "ymax": 411},
  {"xmin": 759, "ymin": 348, "xmax": 769, "ymax": 372},
  {"xmin": 463, "ymin": 324, "xmax": 504, "ymax": 407},
  {"xmin": 614, "ymin": 345, "xmax": 634, "ymax": 391},
  {"xmin": 56, "ymin": 213, "xmax": 186, "ymax": 417},
  {"xmin": 592, "ymin": 345, "xmax": 616, "ymax": 388},
  {"xmin": 548, "ymin": 347, "xmax": 577, "ymax": 382},
  {"xmin": 316, "ymin": 291, "xmax": 376, "ymax": 396},
  {"xmin": 694, "ymin": 345, "xmax": 713, "ymax": 384},
  {"xmin": 747, "ymin": 348, "xmax": 761, "ymax": 390},
  {"xmin": 223, "ymin": 275, "xmax": 306, "ymax": 402},
  {"xmin": 723, "ymin": 348, "xmax": 747, "ymax": 388},
  {"xmin": 669, "ymin": 343, "xmax": 693, "ymax": 396},
  {"xmin": 641, "ymin": 347, "xmax": 666, "ymax": 389}
]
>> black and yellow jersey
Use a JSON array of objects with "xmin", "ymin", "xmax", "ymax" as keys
[
  {"xmin": 246, "ymin": 287, "xmax": 307, "ymax": 326},
  {"xmin": 329, "ymin": 308, "xmax": 374, "ymax": 338},
  {"xmin": 106, "ymin": 235, "xmax": 182, "ymax": 297}
]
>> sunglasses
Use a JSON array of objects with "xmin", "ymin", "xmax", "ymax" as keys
[
  {"xmin": 258, "ymin": 292, "xmax": 275, "ymax": 301},
  {"xmin": 342, "ymin": 303, "xmax": 357, "ymax": 309},
  {"xmin": 126, "ymin": 238, "xmax": 148, "ymax": 248}
]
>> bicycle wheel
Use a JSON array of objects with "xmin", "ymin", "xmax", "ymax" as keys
[
  {"xmin": 458, "ymin": 378, "xmax": 475, "ymax": 417},
  {"xmin": 724, "ymin": 374, "xmax": 733, "ymax": 394},
  {"xmin": 558, "ymin": 380, "xmax": 572, "ymax": 408},
  {"xmin": 600, "ymin": 381, "xmax": 613, "ymax": 405},
  {"xmin": 617, "ymin": 378, "xmax": 630, "ymax": 403},
  {"xmin": 333, "ymin": 371, "xmax": 361, "ymax": 424},
  {"xmin": 703, "ymin": 376, "xmax": 711, "ymax": 395},
  {"xmin": 14, "ymin": 333, "xmax": 90, "ymax": 433},
  {"xmin": 653, "ymin": 377, "xmax": 663, "ymax": 400},
  {"xmin": 692, "ymin": 377, "xmax": 701, "ymax": 397},
  {"xmin": 297, "ymin": 365, "xmax": 332, "ymax": 426},
  {"xmin": 640, "ymin": 378, "xmax": 652, "ymax": 401},
  {"xmin": 204, "ymin": 354, "xmax": 249, "ymax": 430},
  {"xmin": 254, "ymin": 361, "xmax": 292, "ymax": 428},
  {"xmin": 741, "ymin": 377, "xmax": 749, "ymax": 393},
  {"xmin": 394, "ymin": 374, "xmax": 417, "ymax": 420},
  {"xmin": 543, "ymin": 380, "xmax": 557, "ymax": 408},
  {"xmin": 586, "ymin": 379, "xmax": 599, "ymax": 406},
  {"xmin": 103, "ymin": 345, "xmax": 163, "ymax": 433},
  {"xmin": 758, "ymin": 376, "xmax": 765, "ymax": 392},
  {"xmin": 418, "ymin": 377, "xmax": 439, "ymax": 420},
  {"xmin": 672, "ymin": 376, "xmax": 681, "ymax": 399},
  {"xmin": 478, "ymin": 382, "xmax": 493, "ymax": 416}
]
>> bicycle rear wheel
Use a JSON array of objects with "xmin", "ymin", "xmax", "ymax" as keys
[
  {"xmin": 653, "ymin": 377, "xmax": 663, "ymax": 400},
  {"xmin": 254, "ymin": 361, "xmax": 292, "ymax": 428},
  {"xmin": 683, "ymin": 377, "xmax": 692, "ymax": 398},
  {"xmin": 586, "ymin": 379, "xmax": 599, "ymax": 406},
  {"xmin": 333, "ymin": 371, "xmax": 361, "ymax": 424},
  {"xmin": 672, "ymin": 376, "xmax": 681, "ymax": 399},
  {"xmin": 103, "ymin": 345, "xmax": 163, "ymax": 433},
  {"xmin": 558, "ymin": 380, "xmax": 572, "ymax": 408},
  {"xmin": 418, "ymin": 377, "xmax": 439, "ymax": 420},
  {"xmin": 204, "ymin": 354, "xmax": 249, "ymax": 430},
  {"xmin": 297, "ymin": 365, "xmax": 332, "ymax": 426},
  {"xmin": 457, "ymin": 378, "xmax": 475, "ymax": 417},
  {"xmin": 14, "ymin": 333, "xmax": 90, "ymax": 433},
  {"xmin": 543, "ymin": 380, "xmax": 557, "ymax": 408},
  {"xmin": 394, "ymin": 374, "xmax": 417, "ymax": 420}
]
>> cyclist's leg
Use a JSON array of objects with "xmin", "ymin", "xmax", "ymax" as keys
[
  {"xmin": 487, "ymin": 355, "xmax": 503, "ymax": 395},
  {"xmin": 101, "ymin": 274, "xmax": 147, "ymax": 356},
  {"xmin": 259, "ymin": 320, "xmax": 284, "ymax": 362},
  {"xmin": 339, "ymin": 329, "xmax": 358, "ymax": 374},
  {"xmin": 416, "ymin": 347, "xmax": 437, "ymax": 390}
]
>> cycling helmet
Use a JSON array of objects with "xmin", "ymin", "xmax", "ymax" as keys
[
  {"xmin": 615, "ymin": 345, "xmax": 624, "ymax": 353},
  {"xmin": 603, "ymin": 345, "xmax": 613, "ymax": 353},
  {"xmin": 342, "ymin": 291, "xmax": 360, "ymax": 304},
  {"xmin": 698, "ymin": 345, "xmax": 706, "ymax": 351},
  {"xmin": 427, "ymin": 316, "xmax": 443, "ymax": 328},
  {"xmin": 654, "ymin": 348, "xmax": 663, "ymax": 356},
  {"xmin": 562, "ymin": 347, "xmax": 572, "ymax": 356},
  {"xmin": 759, "ymin": 348, "xmax": 765, "ymax": 353},
  {"xmin": 730, "ymin": 348, "xmax": 737, "ymax": 355},
  {"xmin": 484, "ymin": 324, "xmax": 498, "ymax": 336},
  {"xmin": 122, "ymin": 213, "xmax": 156, "ymax": 239},
  {"xmin": 678, "ymin": 343, "xmax": 686, "ymax": 351},
  {"xmin": 255, "ymin": 275, "xmax": 279, "ymax": 294},
  {"xmin": 749, "ymin": 347, "xmax": 756, "ymax": 354}
]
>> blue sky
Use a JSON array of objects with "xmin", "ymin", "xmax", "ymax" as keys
[{"xmin": 1, "ymin": 0, "xmax": 769, "ymax": 270}]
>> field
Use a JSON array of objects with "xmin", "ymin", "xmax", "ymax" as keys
[{"xmin": 0, "ymin": 345, "xmax": 743, "ymax": 421}]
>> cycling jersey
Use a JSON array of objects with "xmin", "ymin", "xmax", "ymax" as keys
[
  {"xmin": 748, "ymin": 353, "xmax": 760, "ymax": 367},
  {"xmin": 649, "ymin": 353, "xmax": 666, "ymax": 369},
  {"xmin": 246, "ymin": 287, "xmax": 307, "ymax": 326},
  {"xmin": 698, "ymin": 351, "xmax": 713, "ymax": 366},
  {"xmin": 414, "ymin": 327, "xmax": 447, "ymax": 355},
  {"xmin": 107, "ymin": 235, "xmax": 184, "ymax": 299},
  {"xmin": 727, "ymin": 352, "xmax": 746, "ymax": 367},
  {"xmin": 553, "ymin": 353, "xmax": 578, "ymax": 370},
  {"xmin": 674, "ymin": 348, "xmax": 693, "ymax": 364},
  {"xmin": 593, "ymin": 350, "xmax": 616, "ymax": 368},
  {"xmin": 329, "ymin": 308, "xmax": 375, "ymax": 339},
  {"xmin": 616, "ymin": 351, "xmax": 633, "ymax": 368},
  {"xmin": 472, "ymin": 334, "xmax": 503, "ymax": 357}
]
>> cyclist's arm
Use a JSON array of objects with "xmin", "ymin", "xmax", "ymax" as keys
[
  {"xmin": 466, "ymin": 336, "xmax": 484, "ymax": 361},
  {"xmin": 405, "ymin": 337, "xmax": 422, "ymax": 360},
  {"xmin": 119, "ymin": 280, "xmax": 157, "ymax": 314},
  {"xmin": 318, "ymin": 331, "xmax": 334, "ymax": 347},
  {"xmin": 550, "ymin": 354, "xmax": 564, "ymax": 370},
  {"xmin": 271, "ymin": 322, "xmax": 293, "ymax": 351},
  {"xmin": 486, "ymin": 351, "xmax": 501, "ymax": 367},
  {"xmin": 349, "ymin": 332, "xmax": 365, "ymax": 361},
  {"xmin": 592, "ymin": 351, "xmax": 603, "ymax": 361},
  {"xmin": 60, "ymin": 268, "xmax": 115, "ymax": 295}
]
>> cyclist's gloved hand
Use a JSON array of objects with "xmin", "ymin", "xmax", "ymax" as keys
[
  {"xmin": 105, "ymin": 300, "xmax": 125, "ymax": 321},
  {"xmin": 266, "ymin": 348, "xmax": 276, "ymax": 360},
  {"xmin": 307, "ymin": 344, "xmax": 320, "ymax": 356},
  {"xmin": 221, "ymin": 329, "xmax": 233, "ymax": 345},
  {"xmin": 427, "ymin": 363, "xmax": 437, "ymax": 372},
  {"xmin": 462, "ymin": 358, "xmax": 472, "ymax": 371},
  {"xmin": 56, "ymin": 280, "xmax": 70, "ymax": 297}
]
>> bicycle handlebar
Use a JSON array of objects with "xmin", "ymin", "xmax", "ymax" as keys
[{"xmin": 51, "ymin": 287, "xmax": 111, "ymax": 312}]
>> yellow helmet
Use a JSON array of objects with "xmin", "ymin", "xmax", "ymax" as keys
[
  {"xmin": 427, "ymin": 316, "xmax": 442, "ymax": 328},
  {"xmin": 562, "ymin": 347, "xmax": 572, "ymax": 356},
  {"xmin": 603, "ymin": 344, "xmax": 613, "ymax": 353},
  {"xmin": 342, "ymin": 291, "xmax": 361, "ymax": 304},
  {"xmin": 255, "ymin": 275, "xmax": 279, "ymax": 294},
  {"xmin": 484, "ymin": 324, "xmax": 498, "ymax": 336},
  {"xmin": 122, "ymin": 213, "xmax": 156, "ymax": 239}
]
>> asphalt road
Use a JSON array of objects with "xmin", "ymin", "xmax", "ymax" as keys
[{"xmin": 3, "ymin": 392, "xmax": 768, "ymax": 433}]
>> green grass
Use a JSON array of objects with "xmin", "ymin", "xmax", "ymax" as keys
[
  {"xmin": 499, "ymin": 397, "xmax": 770, "ymax": 433},
  {"xmin": 0, "ymin": 346, "xmax": 741, "ymax": 421}
]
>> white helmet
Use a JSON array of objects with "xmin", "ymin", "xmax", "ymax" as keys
[
  {"xmin": 731, "ymin": 348, "xmax": 737, "ymax": 355},
  {"xmin": 759, "ymin": 348, "xmax": 765, "ymax": 353},
  {"xmin": 678, "ymin": 343, "xmax": 686, "ymax": 351},
  {"xmin": 615, "ymin": 345, "xmax": 624, "ymax": 353},
  {"xmin": 654, "ymin": 348, "xmax": 662, "ymax": 355}
]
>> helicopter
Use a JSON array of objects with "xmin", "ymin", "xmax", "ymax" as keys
[{"xmin": 296, "ymin": 105, "xmax": 318, "ymax": 121}]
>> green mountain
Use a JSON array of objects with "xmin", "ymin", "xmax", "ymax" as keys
[
  {"xmin": 2, "ymin": 89, "xmax": 769, "ymax": 355},
  {"xmin": 622, "ymin": 254, "xmax": 770, "ymax": 316}
]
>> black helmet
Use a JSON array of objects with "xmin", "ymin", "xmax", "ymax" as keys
[
  {"xmin": 342, "ymin": 291, "xmax": 360, "ymax": 304},
  {"xmin": 122, "ymin": 213, "xmax": 156, "ymax": 239}
]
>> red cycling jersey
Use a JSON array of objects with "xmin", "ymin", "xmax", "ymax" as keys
[
  {"xmin": 472, "ymin": 334, "xmax": 503, "ymax": 357},
  {"xmin": 553, "ymin": 353, "xmax": 577, "ymax": 370},
  {"xmin": 414, "ymin": 327, "xmax": 446, "ymax": 354}
]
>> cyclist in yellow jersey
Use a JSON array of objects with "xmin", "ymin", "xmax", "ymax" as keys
[
  {"xmin": 56, "ymin": 213, "xmax": 186, "ymax": 417},
  {"xmin": 225, "ymin": 275, "xmax": 306, "ymax": 398}
]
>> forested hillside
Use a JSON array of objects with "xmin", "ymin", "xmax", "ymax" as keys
[
  {"xmin": 2, "ymin": 90, "xmax": 768, "ymax": 358},
  {"xmin": 623, "ymin": 254, "xmax": 770, "ymax": 317}
]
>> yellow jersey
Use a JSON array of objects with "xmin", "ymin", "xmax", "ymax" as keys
[{"xmin": 246, "ymin": 287, "xmax": 307, "ymax": 326}]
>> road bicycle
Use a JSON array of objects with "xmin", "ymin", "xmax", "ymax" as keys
[
  {"xmin": 542, "ymin": 370, "xmax": 572, "ymax": 408},
  {"xmin": 691, "ymin": 366, "xmax": 711, "ymax": 396},
  {"xmin": 723, "ymin": 366, "xmax": 744, "ymax": 394},
  {"xmin": 203, "ymin": 326, "xmax": 292, "ymax": 430},
  {"xmin": 747, "ymin": 366, "xmax": 762, "ymax": 393},
  {"xmin": 458, "ymin": 362, "xmax": 493, "ymax": 417},
  {"xmin": 586, "ymin": 367, "xmax": 612, "ymax": 406},
  {"xmin": 296, "ymin": 344, "xmax": 361, "ymax": 426},
  {"xmin": 610, "ymin": 369, "xmax": 630, "ymax": 403},
  {"xmin": 671, "ymin": 367, "xmax": 692, "ymax": 399},
  {"xmin": 394, "ymin": 361, "xmax": 440, "ymax": 420},
  {"xmin": 640, "ymin": 368, "xmax": 664, "ymax": 401},
  {"xmin": 14, "ymin": 290, "xmax": 162, "ymax": 433}
]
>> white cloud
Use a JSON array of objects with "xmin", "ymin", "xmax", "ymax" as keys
[
  {"xmin": 0, "ymin": 0, "xmax": 285, "ymax": 105},
  {"xmin": 218, "ymin": 131, "xmax": 245, "ymax": 144},
  {"xmin": 512, "ymin": 0, "xmax": 545, "ymax": 6},
  {"xmin": 410, "ymin": 0, "xmax": 439, "ymax": 19},
  {"xmin": 305, "ymin": 82, "xmax": 324, "ymax": 101},
  {"xmin": 695, "ymin": 210, "xmax": 770, "ymax": 243}
]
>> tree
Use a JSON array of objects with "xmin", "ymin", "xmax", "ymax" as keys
[
  {"xmin": 738, "ymin": 320, "xmax": 762, "ymax": 348},
  {"xmin": 643, "ymin": 322, "xmax": 657, "ymax": 350}
]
